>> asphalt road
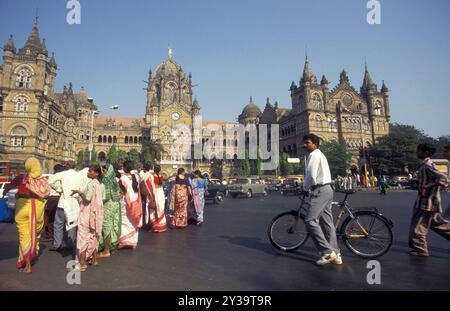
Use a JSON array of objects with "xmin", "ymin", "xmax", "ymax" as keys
[{"xmin": 0, "ymin": 190, "xmax": 449, "ymax": 290}]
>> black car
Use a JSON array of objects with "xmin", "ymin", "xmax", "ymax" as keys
[
  {"xmin": 280, "ymin": 180, "xmax": 302, "ymax": 196},
  {"xmin": 205, "ymin": 180, "xmax": 227, "ymax": 204}
]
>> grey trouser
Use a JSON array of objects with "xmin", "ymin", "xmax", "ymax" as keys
[
  {"xmin": 408, "ymin": 208, "xmax": 450, "ymax": 253},
  {"xmin": 304, "ymin": 185, "xmax": 340, "ymax": 256},
  {"xmin": 53, "ymin": 207, "xmax": 77, "ymax": 249}
]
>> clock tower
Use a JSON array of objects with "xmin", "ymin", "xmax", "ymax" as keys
[{"xmin": 144, "ymin": 49, "xmax": 200, "ymax": 162}]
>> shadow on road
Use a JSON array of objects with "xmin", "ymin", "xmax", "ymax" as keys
[{"xmin": 218, "ymin": 235, "xmax": 318, "ymax": 264}]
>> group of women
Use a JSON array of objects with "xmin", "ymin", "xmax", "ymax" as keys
[{"xmin": 4, "ymin": 158, "xmax": 207, "ymax": 274}]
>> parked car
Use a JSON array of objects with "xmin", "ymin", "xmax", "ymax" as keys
[
  {"xmin": 280, "ymin": 178, "xmax": 302, "ymax": 196},
  {"xmin": 0, "ymin": 182, "xmax": 11, "ymax": 197},
  {"xmin": 388, "ymin": 176, "xmax": 410, "ymax": 188},
  {"xmin": 228, "ymin": 177, "xmax": 268, "ymax": 198},
  {"xmin": 205, "ymin": 180, "xmax": 227, "ymax": 204}
]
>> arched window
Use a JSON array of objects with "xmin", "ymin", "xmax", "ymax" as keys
[
  {"xmin": 125, "ymin": 137, "xmax": 128, "ymax": 144},
  {"xmin": 10, "ymin": 125, "xmax": 27, "ymax": 147},
  {"xmin": 79, "ymin": 131, "xmax": 84, "ymax": 140},
  {"xmin": 16, "ymin": 67, "xmax": 32, "ymax": 89},
  {"xmin": 98, "ymin": 152, "xmax": 106, "ymax": 161},
  {"xmin": 113, "ymin": 136, "xmax": 117, "ymax": 144},
  {"xmin": 134, "ymin": 137, "xmax": 138, "ymax": 144},
  {"xmin": 98, "ymin": 136, "xmax": 102, "ymax": 143},
  {"xmin": 312, "ymin": 93, "xmax": 323, "ymax": 110},
  {"xmin": 0, "ymin": 96, "xmax": 3, "ymax": 112},
  {"xmin": 315, "ymin": 115, "xmax": 322, "ymax": 128},
  {"xmin": 108, "ymin": 136, "xmax": 112, "ymax": 143},
  {"xmin": 102, "ymin": 136, "xmax": 106, "ymax": 143},
  {"xmin": 14, "ymin": 95, "xmax": 29, "ymax": 112},
  {"xmin": 375, "ymin": 101, "xmax": 384, "ymax": 116}
]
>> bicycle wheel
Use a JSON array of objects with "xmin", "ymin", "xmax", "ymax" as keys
[
  {"xmin": 268, "ymin": 211, "xmax": 309, "ymax": 252},
  {"xmin": 341, "ymin": 211, "xmax": 393, "ymax": 258}
]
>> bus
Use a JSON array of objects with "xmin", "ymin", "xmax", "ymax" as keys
[{"xmin": 0, "ymin": 160, "xmax": 25, "ymax": 182}]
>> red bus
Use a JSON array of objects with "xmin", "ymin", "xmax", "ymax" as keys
[{"xmin": 0, "ymin": 160, "xmax": 25, "ymax": 182}]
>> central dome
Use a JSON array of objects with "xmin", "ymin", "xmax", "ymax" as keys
[{"xmin": 241, "ymin": 102, "xmax": 261, "ymax": 118}]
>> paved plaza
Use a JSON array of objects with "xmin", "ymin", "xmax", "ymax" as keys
[{"xmin": 0, "ymin": 190, "xmax": 449, "ymax": 290}]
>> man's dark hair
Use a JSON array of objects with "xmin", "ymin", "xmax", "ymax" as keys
[
  {"xmin": 417, "ymin": 143, "xmax": 436, "ymax": 157},
  {"xmin": 123, "ymin": 160, "xmax": 133, "ymax": 173},
  {"xmin": 303, "ymin": 133, "xmax": 320, "ymax": 147},
  {"xmin": 66, "ymin": 160, "xmax": 76, "ymax": 169},
  {"xmin": 53, "ymin": 164, "xmax": 65, "ymax": 173},
  {"xmin": 143, "ymin": 163, "xmax": 152, "ymax": 172},
  {"xmin": 444, "ymin": 145, "xmax": 450, "ymax": 152}
]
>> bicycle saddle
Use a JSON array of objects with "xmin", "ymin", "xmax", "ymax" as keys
[{"xmin": 334, "ymin": 189, "xmax": 356, "ymax": 194}]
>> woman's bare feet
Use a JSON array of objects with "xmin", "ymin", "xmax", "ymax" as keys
[{"xmin": 98, "ymin": 252, "xmax": 111, "ymax": 258}]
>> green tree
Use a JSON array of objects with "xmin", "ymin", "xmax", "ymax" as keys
[
  {"xmin": 107, "ymin": 144, "xmax": 119, "ymax": 166},
  {"xmin": 239, "ymin": 149, "xmax": 251, "ymax": 176},
  {"xmin": 128, "ymin": 148, "xmax": 141, "ymax": 167},
  {"xmin": 279, "ymin": 152, "xmax": 293, "ymax": 176},
  {"xmin": 320, "ymin": 141, "xmax": 352, "ymax": 177},
  {"xmin": 370, "ymin": 123, "xmax": 429, "ymax": 176}
]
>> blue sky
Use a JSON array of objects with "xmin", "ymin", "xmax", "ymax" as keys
[{"xmin": 1, "ymin": 0, "xmax": 449, "ymax": 137}]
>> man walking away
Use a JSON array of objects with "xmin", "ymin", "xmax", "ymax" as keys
[
  {"xmin": 442, "ymin": 145, "xmax": 450, "ymax": 220},
  {"xmin": 408, "ymin": 143, "xmax": 450, "ymax": 257},
  {"xmin": 302, "ymin": 134, "xmax": 341, "ymax": 266}
]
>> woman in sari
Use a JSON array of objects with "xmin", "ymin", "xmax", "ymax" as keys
[
  {"xmin": 168, "ymin": 168, "xmax": 193, "ymax": 228},
  {"xmin": 71, "ymin": 165, "xmax": 104, "ymax": 272},
  {"xmin": 118, "ymin": 160, "xmax": 142, "ymax": 249},
  {"xmin": 4, "ymin": 158, "xmax": 50, "ymax": 273},
  {"xmin": 98, "ymin": 165, "xmax": 121, "ymax": 257},
  {"xmin": 143, "ymin": 164, "xmax": 167, "ymax": 233},
  {"xmin": 190, "ymin": 170, "xmax": 207, "ymax": 226}
]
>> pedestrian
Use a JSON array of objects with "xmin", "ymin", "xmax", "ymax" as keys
[
  {"xmin": 42, "ymin": 164, "xmax": 66, "ymax": 242},
  {"xmin": 142, "ymin": 164, "xmax": 167, "ymax": 232},
  {"xmin": 118, "ymin": 160, "xmax": 142, "ymax": 249},
  {"xmin": 71, "ymin": 165, "xmax": 105, "ymax": 272},
  {"xmin": 191, "ymin": 170, "xmax": 207, "ymax": 226},
  {"xmin": 302, "ymin": 134, "xmax": 341, "ymax": 266},
  {"xmin": 379, "ymin": 176, "xmax": 390, "ymax": 195},
  {"xmin": 442, "ymin": 145, "xmax": 450, "ymax": 220},
  {"xmin": 4, "ymin": 158, "xmax": 50, "ymax": 273},
  {"xmin": 98, "ymin": 164, "xmax": 122, "ymax": 258},
  {"xmin": 47, "ymin": 161, "xmax": 83, "ymax": 252},
  {"xmin": 168, "ymin": 168, "xmax": 193, "ymax": 228},
  {"xmin": 140, "ymin": 163, "xmax": 152, "ymax": 228},
  {"xmin": 408, "ymin": 143, "xmax": 450, "ymax": 257}
]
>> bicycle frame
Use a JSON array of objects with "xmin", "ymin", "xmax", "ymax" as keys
[{"xmin": 297, "ymin": 192, "xmax": 371, "ymax": 238}]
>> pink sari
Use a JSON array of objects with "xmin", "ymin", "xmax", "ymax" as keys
[
  {"xmin": 76, "ymin": 179, "xmax": 104, "ymax": 260},
  {"xmin": 144, "ymin": 175, "xmax": 167, "ymax": 233}
]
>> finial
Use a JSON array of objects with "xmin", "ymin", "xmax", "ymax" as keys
[
  {"xmin": 250, "ymin": 96, "xmax": 253, "ymax": 103},
  {"xmin": 168, "ymin": 46, "xmax": 173, "ymax": 60}
]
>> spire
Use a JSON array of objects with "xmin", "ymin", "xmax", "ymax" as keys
[
  {"xmin": 3, "ymin": 34, "xmax": 16, "ymax": 53},
  {"xmin": 381, "ymin": 80, "xmax": 389, "ymax": 93},
  {"xmin": 300, "ymin": 55, "xmax": 317, "ymax": 85},
  {"xmin": 320, "ymin": 74, "xmax": 329, "ymax": 86},
  {"xmin": 250, "ymin": 96, "xmax": 253, "ymax": 104},
  {"xmin": 290, "ymin": 80, "xmax": 297, "ymax": 90},
  {"xmin": 274, "ymin": 101, "xmax": 278, "ymax": 109},
  {"xmin": 339, "ymin": 69, "xmax": 349, "ymax": 84},
  {"xmin": 19, "ymin": 18, "xmax": 44, "ymax": 55},
  {"xmin": 41, "ymin": 38, "xmax": 48, "ymax": 56},
  {"xmin": 148, "ymin": 68, "xmax": 152, "ymax": 81},
  {"xmin": 49, "ymin": 52, "xmax": 57, "ymax": 68},
  {"xmin": 362, "ymin": 63, "xmax": 376, "ymax": 90}
]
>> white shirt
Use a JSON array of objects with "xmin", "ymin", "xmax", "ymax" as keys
[
  {"xmin": 303, "ymin": 149, "xmax": 332, "ymax": 191},
  {"xmin": 48, "ymin": 169, "xmax": 87, "ymax": 208}
]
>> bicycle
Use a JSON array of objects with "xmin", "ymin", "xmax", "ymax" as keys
[{"xmin": 268, "ymin": 188, "xmax": 394, "ymax": 259}]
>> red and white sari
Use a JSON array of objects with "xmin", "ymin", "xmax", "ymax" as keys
[
  {"xmin": 118, "ymin": 174, "xmax": 142, "ymax": 249},
  {"xmin": 144, "ymin": 174, "xmax": 167, "ymax": 233}
]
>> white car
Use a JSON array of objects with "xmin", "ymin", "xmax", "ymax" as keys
[{"xmin": 0, "ymin": 182, "xmax": 11, "ymax": 197}]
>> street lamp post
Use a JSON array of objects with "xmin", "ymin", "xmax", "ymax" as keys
[{"xmin": 89, "ymin": 110, "xmax": 100, "ymax": 162}]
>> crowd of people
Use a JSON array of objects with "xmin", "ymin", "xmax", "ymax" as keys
[{"xmin": 4, "ymin": 159, "xmax": 208, "ymax": 273}]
